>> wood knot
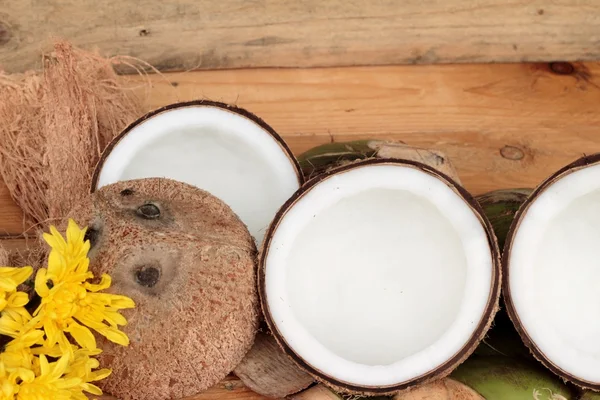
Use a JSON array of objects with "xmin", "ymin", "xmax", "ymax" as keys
[
  {"xmin": 500, "ymin": 145, "xmax": 525, "ymax": 161},
  {"xmin": 0, "ymin": 22, "xmax": 11, "ymax": 46},
  {"xmin": 549, "ymin": 62, "xmax": 574, "ymax": 75},
  {"xmin": 139, "ymin": 29, "xmax": 150, "ymax": 37}
]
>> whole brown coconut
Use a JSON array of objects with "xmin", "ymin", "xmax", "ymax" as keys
[{"xmin": 66, "ymin": 178, "xmax": 259, "ymax": 400}]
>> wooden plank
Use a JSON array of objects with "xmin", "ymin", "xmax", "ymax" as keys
[
  {"xmin": 2, "ymin": 1, "xmax": 600, "ymax": 73},
  {"xmin": 2, "ymin": 62, "xmax": 600, "ymax": 236},
  {"xmin": 131, "ymin": 61, "xmax": 600, "ymax": 194}
]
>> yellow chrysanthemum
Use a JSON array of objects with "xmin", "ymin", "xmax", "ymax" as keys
[
  {"xmin": 64, "ymin": 348, "xmax": 111, "ymax": 399},
  {"xmin": 16, "ymin": 354, "xmax": 82, "ymax": 400},
  {"xmin": 0, "ymin": 220, "xmax": 132, "ymax": 398},
  {"xmin": 1, "ymin": 328, "xmax": 44, "ymax": 372},
  {"xmin": 30, "ymin": 219, "xmax": 135, "ymax": 353},
  {"xmin": 0, "ymin": 359, "xmax": 33, "ymax": 400},
  {"xmin": 0, "ymin": 266, "xmax": 32, "ymax": 317}
]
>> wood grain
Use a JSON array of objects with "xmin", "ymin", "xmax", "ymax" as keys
[
  {"xmin": 2, "ymin": 1, "xmax": 600, "ymax": 73},
  {"xmin": 2, "ymin": 62, "xmax": 600, "ymax": 235},
  {"xmin": 1, "ymin": 61, "xmax": 600, "ymax": 399},
  {"xmin": 131, "ymin": 61, "xmax": 600, "ymax": 193}
]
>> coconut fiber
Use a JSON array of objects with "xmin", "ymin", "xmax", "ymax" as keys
[{"xmin": 0, "ymin": 41, "xmax": 144, "ymax": 232}]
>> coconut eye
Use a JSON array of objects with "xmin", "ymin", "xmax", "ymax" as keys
[
  {"xmin": 120, "ymin": 188, "xmax": 135, "ymax": 196},
  {"xmin": 83, "ymin": 227, "xmax": 100, "ymax": 249},
  {"xmin": 135, "ymin": 265, "xmax": 161, "ymax": 287},
  {"xmin": 137, "ymin": 203, "xmax": 161, "ymax": 220}
]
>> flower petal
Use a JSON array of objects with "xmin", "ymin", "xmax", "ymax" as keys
[
  {"xmin": 99, "ymin": 327, "xmax": 130, "ymax": 346},
  {"xmin": 68, "ymin": 322, "xmax": 97, "ymax": 351},
  {"xmin": 34, "ymin": 268, "xmax": 50, "ymax": 298},
  {"xmin": 84, "ymin": 274, "xmax": 111, "ymax": 292},
  {"xmin": 7, "ymin": 291, "xmax": 29, "ymax": 308}
]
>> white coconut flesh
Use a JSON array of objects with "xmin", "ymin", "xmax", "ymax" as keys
[
  {"xmin": 507, "ymin": 162, "xmax": 600, "ymax": 385},
  {"xmin": 94, "ymin": 104, "xmax": 301, "ymax": 243},
  {"xmin": 263, "ymin": 163, "xmax": 495, "ymax": 389}
]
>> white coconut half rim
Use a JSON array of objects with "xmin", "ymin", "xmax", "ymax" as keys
[
  {"xmin": 92, "ymin": 101, "xmax": 302, "ymax": 244},
  {"xmin": 504, "ymin": 155, "xmax": 600, "ymax": 389},
  {"xmin": 260, "ymin": 160, "xmax": 500, "ymax": 393}
]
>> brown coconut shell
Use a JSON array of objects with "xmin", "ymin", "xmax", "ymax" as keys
[
  {"xmin": 502, "ymin": 153, "xmax": 600, "ymax": 391},
  {"xmin": 66, "ymin": 178, "xmax": 259, "ymax": 400},
  {"xmin": 288, "ymin": 385, "xmax": 342, "ymax": 400},
  {"xmin": 392, "ymin": 378, "xmax": 484, "ymax": 400},
  {"xmin": 234, "ymin": 332, "xmax": 314, "ymax": 398},
  {"xmin": 259, "ymin": 159, "xmax": 502, "ymax": 395},
  {"xmin": 90, "ymin": 100, "xmax": 302, "ymax": 192}
]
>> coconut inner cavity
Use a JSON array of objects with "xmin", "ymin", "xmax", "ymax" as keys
[
  {"xmin": 265, "ymin": 165, "xmax": 494, "ymax": 386},
  {"xmin": 95, "ymin": 106, "xmax": 300, "ymax": 243},
  {"xmin": 509, "ymin": 163, "xmax": 600, "ymax": 384},
  {"xmin": 287, "ymin": 188, "xmax": 467, "ymax": 366}
]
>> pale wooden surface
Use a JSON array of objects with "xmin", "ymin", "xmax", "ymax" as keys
[
  {"xmin": 2, "ymin": 1, "xmax": 600, "ymax": 73},
  {"xmin": 3, "ymin": 61, "xmax": 600, "ymax": 237},
  {"xmin": 2, "ymin": 61, "xmax": 600, "ymax": 399}
]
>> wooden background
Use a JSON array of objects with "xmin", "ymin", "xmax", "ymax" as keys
[
  {"xmin": 1, "ymin": 1, "xmax": 600, "ymax": 399},
  {"xmin": 2, "ymin": 0, "xmax": 600, "ymax": 73}
]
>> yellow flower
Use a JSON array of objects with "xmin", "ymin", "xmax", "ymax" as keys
[
  {"xmin": 64, "ymin": 348, "xmax": 111, "ymax": 399},
  {"xmin": 16, "ymin": 354, "xmax": 82, "ymax": 400},
  {"xmin": 1, "ymin": 328, "xmax": 44, "ymax": 372},
  {"xmin": 0, "ymin": 359, "xmax": 34, "ymax": 400},
  {"xmin": 31, "ymin": 219, "xmax": 135, "ymax": 353},
  {"xmin": 0, "ymin": 220, "xmax": 133, "ymax": 398},
  {"xmin": 0, "ymin": 266, "xmax": 32, "ymax": 315},
  {"xmin": 0, "ymin": 266, "xmax": 33, "ymax": 296}
]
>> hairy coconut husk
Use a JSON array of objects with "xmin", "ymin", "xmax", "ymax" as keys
[
  {"xmin": 393, "ymin": 378, "xmax": 483, "ymax": 400},
  {"xmin": 66, "ymin": 178, "xmax": 259, "ymax": 400},
  {"xmin": 0, "ymin": 244, "xmax": 7, "ymax": 266},
  {"xmin": 298, "ymin": 140, "xmax": 460, "ymax": 184},
  {"xmin": 451, "ymin": 356, "xmax": 576, "ymax": 400},
  {"xmin": 234, "ymin": 332, "xmax": 314, "ymax": 398},
  {"xmin": 0, "ymin": 41, "xmax": 144, "ymax": 231}
]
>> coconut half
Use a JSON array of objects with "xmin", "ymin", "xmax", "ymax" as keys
[
  {"xmin": 92, "ymin": 100, "xmax": 302, "ymax": 243},
  {"xmin": 259, "ymin": 159, "xmax": 500, "ymax": 394},
  {"xmin": 504, "ymin": 154, "xmax": 600, "ymax": 390}
]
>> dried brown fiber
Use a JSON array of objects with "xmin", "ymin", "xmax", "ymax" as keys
[
  {"xmin": 0, "ymin": 41, "xmax": 144, "ymax": 232},
  {"xmin": 0, "ymin": 244, "xmax": 8, "ymax": 266}
]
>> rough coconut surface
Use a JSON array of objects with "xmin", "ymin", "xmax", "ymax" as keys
[
  {"xmin": 393, "ymin": 378, "xmax": 484, "ymax": 400},
  {"xmin": 234, "ymin": 332, "xmax": 314, "ymax": 398},
  {"xmin": 67, "ymin": 178, "xmax": 259, "ymax": 400}
]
